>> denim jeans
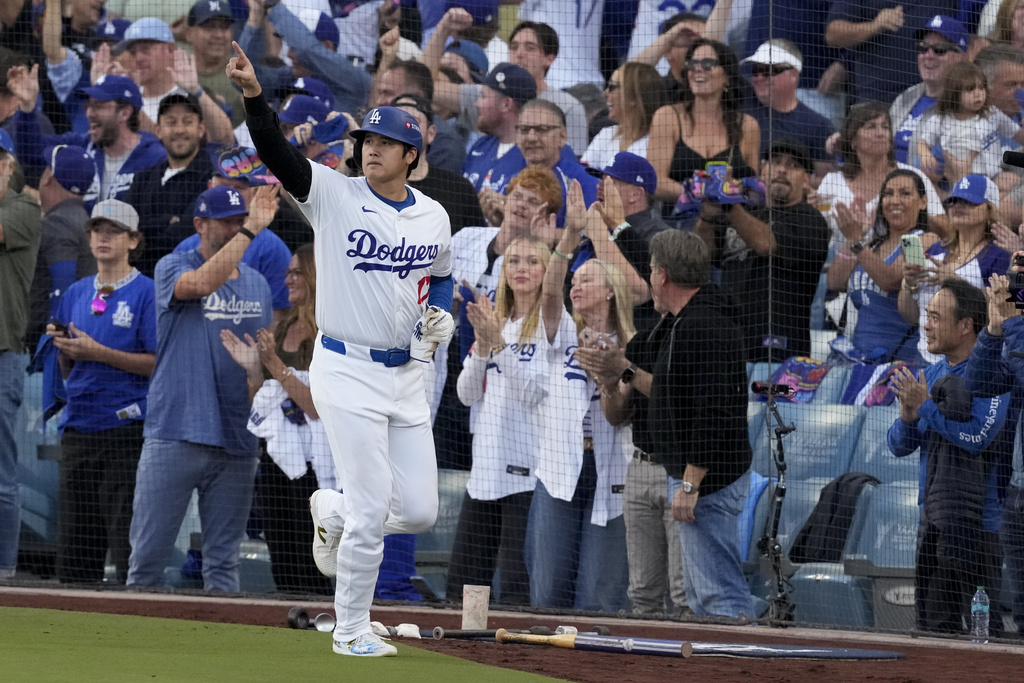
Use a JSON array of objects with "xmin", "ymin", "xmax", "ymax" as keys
[
  {"xmin": 127, "ymin": 438, "xmax": 258, "ymax": 591},
  {"xmin": 0, "ymin": 352, "xmax": 27, "ymax": 576},
  {"xmin": 668, "ymin": 471, "xmax": 753, "ymax": 618},
  {"xmin": 526, "ymin": 457, "xmax": 629, "ymax": 612},
  {"xmin": 1002, "ymin": 485, "xmax": 1024, "ymax": 630}
]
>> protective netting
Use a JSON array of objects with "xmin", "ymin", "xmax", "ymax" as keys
[{"xmin": 2, "ymin": 0, "xmax": 1023, "ymax": 641}]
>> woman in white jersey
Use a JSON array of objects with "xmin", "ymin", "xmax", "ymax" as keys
[
  {"xmin": 446, "ymin": 235, "xmax": 553, "ymax": 605},
  {"xmin": 526, "ymin": 183, "xmax": 634, "ymax": 611}
]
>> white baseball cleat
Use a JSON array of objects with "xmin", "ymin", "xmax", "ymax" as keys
[
  {"xmin": 309, "ymin": 490, "xmax": 340, "ymax": 577},
  {"xmin": 333, "ymin": 632, "xmax": 398, "ymax": 657}
]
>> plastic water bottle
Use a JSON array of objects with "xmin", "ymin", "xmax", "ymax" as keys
[{"xmin": 971, "ymin": 586, "xmax": 990, "ymax": 643}]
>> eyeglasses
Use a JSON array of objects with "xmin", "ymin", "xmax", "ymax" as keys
[
  {"xmin": 686, "ymin": 58, "xmax": 721, "ymax": 72},
  {"xmin": 515, "ymin": 124, "xmax": 562, "ymax": 136},
  {"xmin": 917, "ymin": 41, "xmax": 959, "ymax": 56},
  {"xmin": 91, "ymin": 285, "xmax": 114, "ymax": 316},
  {"xmin": 750, "ymin": 64, "xmax": 793, "ymax": 78},
  {"xmin": 605, "ymin": 81, "xmax": 622, "ymax": 92}
]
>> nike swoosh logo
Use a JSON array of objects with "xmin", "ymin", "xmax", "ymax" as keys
[
  {"xmin": 318, "ymin": 526, "xmax": 327, "ymax": 543},
  {"xmin": 362, "ymin": 206, "xmax": 377, "ymax": 214}
]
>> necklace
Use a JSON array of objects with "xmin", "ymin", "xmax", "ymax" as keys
[{"xmin": 952, "ymin": 235, "xmax": 987, "ymax": 267}]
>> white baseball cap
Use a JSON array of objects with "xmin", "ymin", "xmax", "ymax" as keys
[{"xmin": 741, "ymin": 40, "xmax": 803, "ymax": 73}]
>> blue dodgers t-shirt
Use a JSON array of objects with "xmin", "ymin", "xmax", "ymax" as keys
[
  {"xmin": 894, "ymin": 94, "xmax": 939, "ymax": 165},
  {"xmin": 56, "ymin": 270, "xmax": 157, "ymax": 433},
  {"xmin": 145, "ymin": 249, "xmax": 273, "ymax": 457},
  {"xmin": 463, "ymin": 135, "xmax": 509, "ymax": 192},
  {"xmin": 175, "ymin": 229, "xmax": 291, "ymax": 310}
]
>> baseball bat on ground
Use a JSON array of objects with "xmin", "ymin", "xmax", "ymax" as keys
[
  {"xmin": 494, "ymin": 628, "xmax": 692, "ymax": 658},
  {"xmin": 434, "ymin": 626, "xmax": 553, "ymax": 640}
]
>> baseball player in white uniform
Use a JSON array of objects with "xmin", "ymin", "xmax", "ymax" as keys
[{"xmin": 228, "ymin": 43, "xmax": 454, "ymax": 657}]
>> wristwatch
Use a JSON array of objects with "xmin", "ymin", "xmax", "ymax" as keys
[
  {"xmin": 849, "ymin": 239, "xmax": 866, "ymax": 255},
  {"xmin": 681, "ymin": 481, "xmax": 699, "ymax": 494},
  {"xmin": 621, "ymin": 363, "xmax": 638, "ymax": 384}
]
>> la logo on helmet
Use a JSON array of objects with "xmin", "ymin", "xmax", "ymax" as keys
[{"xmin": 368, "ymin": 109, "xmax": 382, "ymax": 125}]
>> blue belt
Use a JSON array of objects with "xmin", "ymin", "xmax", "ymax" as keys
[{"xmin": 319, "ymin": 334, "xmax": 411, "ymax": 367}]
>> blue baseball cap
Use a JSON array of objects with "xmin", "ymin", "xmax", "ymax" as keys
[
  {"xmin": 79, "ymin": 75, "xmax": 143, "ymax": 111},
  {"xmin": 281, "ymin": 76, "xmax": 334, "ymax": 111},
  {"xmin": 602, "ymin": 152, "xmax": 657, "ymax": 195},
  {"xmin": 945, "ymin": 174, "xmax": 999, "ymax": 207},
  {"xmin": 194, "ymin": 186, "xmax": 248, "ymax": 219},
  {"xmin": 351, "ymin": 106, "xmax": 423, "ymax": 151},
  {"xmin": 448, "ymin": 0, "xmax": 499, "ymax": 25},
  {"xmin": 118, "ymin": 17, "xmax": 175, "ymax": 52},
  {"xmin": 279, "ymin": 94, "xmax": 329, "ymax": 124},
  {"xmin": 44, "ymin": 145, "xmax": 95, "ymax": 195},
  {"xmin": 917, "ymin": 15, "xmax": 968, "ymax": 53},
  {"xmin": 445, "ymin": 40, "xmax": 489, "ymax": 82},
  {"xmin": 0, "ymin": 129, "xmax": 14, "ymax": 156},
  {"xmin": 297, "ymin": 9, "xmax": 340, "ymax": 47},
  {"xmin": 482, "ymin": 63, "xmax": 537, "ymax": 106},
  {"xmin": 96, "ymin": 18, "xmax": 132, "ymax": 44},
  {"xmin": 188, "ymin": 0, "xmax": 233, "ymax": 26}
]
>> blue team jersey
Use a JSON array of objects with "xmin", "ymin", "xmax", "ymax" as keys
[
  {"xmin": 175, "ymin": 229, "xmax": 292, "ymax": 310},
  {"xmin": 55, "ymin": 270, "xmax": 157, "ymax": 433},
  {"xmin": 144, "ymin": 249, "xmax": 273, "ymax": 457}
]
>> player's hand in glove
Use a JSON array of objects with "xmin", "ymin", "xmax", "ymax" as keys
[{"xmin": 410, "ymin": 306, "xmax": 454, "ymax": 363}]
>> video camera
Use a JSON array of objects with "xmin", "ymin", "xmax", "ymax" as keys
[
  {"xmin": 674, "ymin": 161, "xmax": 766, "ymax": 217},
  {"xmin": 1008, "ymin": 255, "xmax": 1024, "ymax": 310}
]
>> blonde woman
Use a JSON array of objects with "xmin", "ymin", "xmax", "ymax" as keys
[
  {"xmin": 582, "ymin": 62, "xmax": 668, "ymax": 169},
  {"xmin": 527, "ymin": 181, "xmax": 635, "ymax": 611},
  {"xmin": 447, "ymin": 236, "xmax": 553, "ymax": 605}
]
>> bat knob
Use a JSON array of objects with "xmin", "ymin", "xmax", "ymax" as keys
[
  {"xmin": 494, "ymin": 628, "xmax": 511, "ymax": 643},
  {"xmin": 287, "ymin": 606, "xmax": 309, "ymax": 630}
]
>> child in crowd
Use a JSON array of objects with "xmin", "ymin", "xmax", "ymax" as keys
[{"xmin": 918, "ymin": 62, "xmax": 1024, "ymax": 187}]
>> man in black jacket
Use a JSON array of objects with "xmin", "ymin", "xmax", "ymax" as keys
[
  {"xmin": 581, "ymin": 229, "xmax": 753, "ymax": 619},
  {"xmin": 124, "ymin": 94, "xmax": 214, "ymax": 277}
]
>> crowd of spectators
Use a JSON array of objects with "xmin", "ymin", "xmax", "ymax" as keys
[{"xmin": 5, "ymin": 0, "xmax": 1024, "ymax": 633}]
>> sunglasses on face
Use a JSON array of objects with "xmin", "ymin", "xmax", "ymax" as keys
[
  {"xmin": 686, "ymin": 58, "xmax": 721, "ymax": 72},
  {"xmin": 918, "ymin": 41, "xmax": 959, "ymax": 56},
  {"xmin": 91, "ymin": 285, "xmax": 114, "ymax": 316},
  {"xmin": 515, "ymin": 124, "xmax": 562, "ymax": 136},
  {"xmin": 750, "ymin": 64, "xmax": 793, "ymax": 78}
]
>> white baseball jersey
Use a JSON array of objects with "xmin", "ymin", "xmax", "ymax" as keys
[
  {"xmin": 456, "ymin": 316, "xmax": 553, "ymax": 501},
  {"xmin": 296, "ymin": 161, "xmax": 452, "ymax": 349},
  {"xmin": 518, "ymin": 0, "xmax": 605, "ymax": 89},
  {"xmin": 537, "ymin": 315, "xmax": 631, "ymax": 526}
]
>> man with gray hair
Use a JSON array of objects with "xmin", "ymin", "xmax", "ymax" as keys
[
  {"xmin": 975, "ymin": 45, "xmax": 1024, "ymax": 195},
  {"xmin": 586, "ymin": 229, "xmax": 754, "ymax": 619}
]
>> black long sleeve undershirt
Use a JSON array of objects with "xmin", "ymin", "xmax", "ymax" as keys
[{"xmin": 244, "ymin": 91, "xmax": 313, "ymax": 200}]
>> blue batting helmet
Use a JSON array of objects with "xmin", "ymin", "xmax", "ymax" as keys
[
  {"xmin": 351, "ymin": 106, "xmax": 423, "ymax": 152},
  {"xmin": 350, "ymin": 106, "xmax": 423, "ymax": 173}
]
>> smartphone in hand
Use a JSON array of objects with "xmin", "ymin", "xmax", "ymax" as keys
[{"xmin": 900, "ymin": 234, "xmax": 927, "ymax": 268}]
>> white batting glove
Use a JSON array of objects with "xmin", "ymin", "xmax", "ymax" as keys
[
  {"xmin": 410, "ymin": 333, "xmax": 438, "ymax": 363},
  {"xmin": 418, "ymin": 305, "xmax": 455, "ymax": 344}
]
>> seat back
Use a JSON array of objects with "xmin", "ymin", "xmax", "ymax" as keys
[
  {"xmin": 750, "ymin": 404, "xmax": 865, "ymax": 480},
  {"xmin": 848, "ymin": 405, "xmax": 919, "ymax": 483}
]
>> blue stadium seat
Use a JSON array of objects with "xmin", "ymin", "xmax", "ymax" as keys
[
  {"xmin": 787, "ymin": 482, "xmax": 877, "ymax": 628},
  {"xmin": 774, "ymin": 477, "xmax": 833, "ymax": 566},
  {"xmin": 750, "ymin": 404, "xmax": 866, "ymax": 480},
  {"xmin": 843, "ymin": 480, "xmax": 921, "ymax": 630},
  {"xmin": 748, "ymin": 402, "xmax": 766, "ymax": 452},
  {"xmin": 747, "ymin": 361, "xmax": 849, "ymax": 403},
  {"xmin": 791, "ymin": 562, "xmax": 873, "ymax": 627},
  {"xmin": 849, "ymin": 405, "xmax": 920, "ymax": 483}
]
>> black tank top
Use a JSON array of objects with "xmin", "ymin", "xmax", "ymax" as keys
[{"xmin": 667, "ymin": 106, "xmax": 755, "ymax": 183}]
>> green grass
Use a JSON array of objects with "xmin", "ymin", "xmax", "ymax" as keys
[{"xmin": 0, "ymin": 607, "xmax": 566, "ymax": 683}]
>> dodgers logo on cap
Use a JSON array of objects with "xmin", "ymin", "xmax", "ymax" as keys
[{"xmin": 368, "ymin": 109, "xmax": 382, "ymax": 125}]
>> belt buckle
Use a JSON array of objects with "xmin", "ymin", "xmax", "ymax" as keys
[
  {"xmin": 384, "ymin": 349, "xmax": 409, "ymax": 367},
  {"xmin": 583, "ymin": 437, "xmax": 594, "ymax": 452}
]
